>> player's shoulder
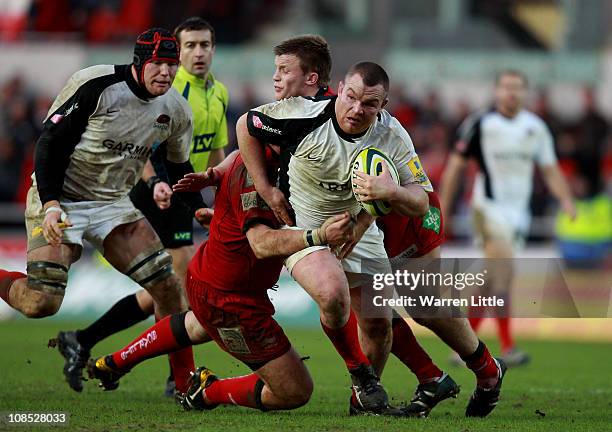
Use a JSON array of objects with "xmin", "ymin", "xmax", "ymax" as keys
[
  {"xmin": 377, "ymin": 110, "xmax": 412, "ymax": 139},
  {"xmin": 253, "ymin": 95, "xmax": 330, "ymax": 119},
  {"xmin": 163, "ymin": 87, "xmax": 193, "ymax": 123},
  {"xmin": 518, "ymin": 109, "xmax": 548, "ymax": 129},
  {"xmin": 66, "ymin": 64, "xmax": 119, "ymax": 89}
]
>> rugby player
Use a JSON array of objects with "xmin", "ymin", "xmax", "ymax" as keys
[
  {"xmin": 440, "ymin": 69, "xmax": 576, "ymax": 367},
  {"xmin": 87, "ymin": 146, "xmax": 355, "ymax": 412},
  {"xmin": 52, "ymin": 17, "xmax": 228, "ymax": 396},
  {"xmin": 239, "ymin": 58, "xmax": 507, "ymax": 418},
  {"xmin": 0, "ymin": 28, "xmax": 198, "ymax": 394}
]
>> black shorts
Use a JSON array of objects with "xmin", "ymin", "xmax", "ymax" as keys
[{"xmin": 129, "ymin": 180, "xmax": 194, "ymax": 248}]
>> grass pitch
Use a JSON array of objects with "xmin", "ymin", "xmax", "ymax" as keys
[{"xmin": 1, "ymin": 320, "xmax": 611, "ymax": 431}]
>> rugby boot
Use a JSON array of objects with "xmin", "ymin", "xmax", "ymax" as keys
[
  {"xmin": 50, "ymin": 331, "xmax": 90, "ymax": 392},
  {"xmin": 402, "ymin": 373, "xmax": 460, "ymax": 417},
  {"xmin": 465, "ymin": 358, "xmax": 507, "ymax": 417},
  {"xmin": 179, "ymin": 367, "xmax": 219, "ymax": 411},
  {"xmin": 348, "ymin": 364, "xmax": 389, "ymax": 414},
  {"xmin": 164, "ymin": 376, "xmax": 177, "ymax": 398},
  {"xmin": 348, "ymin": 395, "xmax": 407, "ymax": 417},
  {"xmin": 86, "ymin": 355, "xmax": 125, "ymax": 391}
]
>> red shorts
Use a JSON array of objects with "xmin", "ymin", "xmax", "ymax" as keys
[
  {"xmin": 379, "ymin": 191, "xmax": 445, "ymax": 258},
  {"xmin": 186, "ymin": 270, "xmax": 291, "ymax": 370}
]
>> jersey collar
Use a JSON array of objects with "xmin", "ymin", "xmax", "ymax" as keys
[{"xmin": 176, "ymin": 66, "xmax": 215, "ymax": 89}]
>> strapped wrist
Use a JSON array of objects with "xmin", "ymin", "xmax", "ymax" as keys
[
  {"xmin": 303, "ymin": 227, "xmax": 327, "ymax": 248},
  {"xmin": 146, "ymin": 176, "xmax": 162, "ymax": 189}
]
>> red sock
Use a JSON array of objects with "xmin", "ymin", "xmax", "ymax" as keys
[
  {"xmin": 321, "ymin": 310, "xmax": 370, "ymax": 370},
  {"xmin": 111, "ymin": 315, "xmax": 194, "ymax": 384},
  {"xmin": 169, "ymin": 346, "xmax": 195, "ymax": 393},
  {"xmin": 0, "ymin": 270, "xmax": 25, "ymax": 304},
  {"xmin": 391, "ymin": 318, "xmax": 442, "ymax": 384},
  {"xmin": 205, "ymin": 373, "xmax": 261, "ymax": 408},
  {"xmin": 496, "ymin": 317, "xmax": 514, "ymax": 353},
  {"xmin": 469, "ymin": 316, "xmax": 484, "ymax": 331},
  {"xmin": 462, "ymin": 341, "xmax": 499, "ymax": 388}
]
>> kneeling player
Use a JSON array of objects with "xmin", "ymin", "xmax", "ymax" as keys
[{"xmin": 88, "ymin": 147, "xmax": 354, "ymax": 411}]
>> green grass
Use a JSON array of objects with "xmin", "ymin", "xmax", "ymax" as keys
[{"xmin": 1, "ymin": 320, "xmax": 611, "ymax": 431}]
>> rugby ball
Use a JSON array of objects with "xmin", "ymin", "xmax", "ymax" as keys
[{"xmin": 351, "ymin": 147, "xmax": 400, "ymax": 216}]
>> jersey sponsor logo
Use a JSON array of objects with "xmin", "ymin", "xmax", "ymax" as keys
[
  {"xmin": 241, "ymin": 191, "xmax": 270, "ymax": 211},
  {"xmin": 50, "ymin": 102, "xmax": 79, "ymax": 124},
  {"xmin": 318, "ymin": 180, "xmax": 351, "ymax": 192},
  {"xmin": 252, "ymin": 115, "xmax": 282, "ymax": 135},
  {"xmin": 192, "ymin": 133, "xmax": 216, "ymax": 153},
  {"xmin": 154, "ymin": 114, "xmax": 171, "ymax": 130},
  {"xmin": 422, "ymin": 206, "xmax": 441, "ymax": 234},
  {"xmin": 407, "ymin": 156, "xmax": 431, "ymax": 186},
  {"xmin": 102, "ymin": 139, "xmax": 153, "ymax": 160}
]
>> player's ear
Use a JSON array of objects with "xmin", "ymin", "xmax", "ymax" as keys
[
  {"xmin": 305, "ymin": 72, "xmax": 318, "ymax": 86},
  {"xmin": 338, "ymin": 81, "xmax": 344, "ymax": 94},
  {"xmin": 381, "ymin": 97, "xmax": 389, "ymax": 110}
]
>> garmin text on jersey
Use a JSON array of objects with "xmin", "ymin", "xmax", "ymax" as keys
[{"xmin": 102, "ymin": 139, "xmax": 153, "ymax": 160}]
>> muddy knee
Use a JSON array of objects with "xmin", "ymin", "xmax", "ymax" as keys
[{"xmin": 24, "ymin": 261, "xmax": 67, "ymax": 318}]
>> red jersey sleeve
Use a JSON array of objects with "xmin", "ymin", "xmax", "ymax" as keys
[{"xmin": 230, "ymin": 167, "xmax": 279, "ymax": 233}]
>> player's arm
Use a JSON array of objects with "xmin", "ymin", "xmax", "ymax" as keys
[
  {"xmin": 535, "ymin": 122, "xmax": 576, "ymax": 220},
  {"xmin": 245, "ymin": 212, "xmax": 353, "ymax": 259},
  {"xmin": 35, "ymin": 77, "xmax": 105, "ymax": 245},
  {"xmin": 236, "ymin": 113, "xmax": 293, "ymax": 225},
  {"xmin": 141, "ymin": 158, "xmax": 173, "ymax": 210},
  {"xmin": 207, "ymin": 148, "xmax": 225, "ymax": 168},
  {"xmin": 540, "ymin": 164, "xmax": 576, "ymax": 219},
  {"xmin": 439, "ymin": 113, "xmax": 480, "ymax": 227},
  {"xmin": 438, "ymin": 153, "xmax": 468, "ymax": 224}
]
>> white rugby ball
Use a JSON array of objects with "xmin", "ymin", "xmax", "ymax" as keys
[{"xmin": 351, "ymin": 147, "xmax": 400, "ymax": 216}]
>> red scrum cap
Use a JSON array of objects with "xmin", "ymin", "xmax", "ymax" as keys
[{"xmin": 133, "ymin": 27, "xmax": 179, "ymax": 86}]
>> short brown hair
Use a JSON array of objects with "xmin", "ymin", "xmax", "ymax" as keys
[
  {"xmin": 274, "ymin": 35, "xmax": 332, "ymax": 86},
  {"xmin": 495, "ymin": 69, "xmax": 528, "ymax": 87},
  {"xmin": 174, "ymin": 17, "xmax": 215, "ymax": 46},
  {"xmin": 346, "ymin": 62, "xmax": 389, "ymax": 93}
]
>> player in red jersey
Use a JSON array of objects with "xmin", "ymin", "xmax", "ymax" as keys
[{"xmin": 87, "ymin": 147, "xmax": 354, "ymax": 412}]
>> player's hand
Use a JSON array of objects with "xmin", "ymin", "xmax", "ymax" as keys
[
  {"xmin": 153, "ymin": 182, "xmax": 173, "ymax": 210},
  {"xmin": 321, "ymin": 212, "xmax": 354, "ymax": 248},
  {"xmin": 42, "ymin": 204, "xmax": 72, "ymax": 247},
  {"xmin": 352, "ymin": 161, "xmax": 398, "ymax": 202},
  {"xmin": 173, "ymin": 167, "xmax": 218, "ymax": 193},
  {"xmin": 337, "ymin": 212, "xmax": 374, "ymax": 260},
  {"xmin": 561, "ymin": 198, "xmax": 577, "ymax": 221},
  {"xmin": 260, "ymin": 185, "xmax": 294, "ymax": 226},
  {"xmin": 194, "ymin": 208, "xmax": 214, "ymax": 228}
]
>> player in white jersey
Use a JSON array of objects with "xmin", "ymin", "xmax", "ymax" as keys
[
  {"xmin": 440, "ymin": 70, "xmax": 576, "ymax": 366},
  {"xmin": 238, "ymin": 62, "xmax": 437, "ymax": 415},
  {"xmin": 0, "ymin": 28, "xmax": 200, "ymax": 394}
]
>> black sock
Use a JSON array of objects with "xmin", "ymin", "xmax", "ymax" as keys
[{"xmin": 76, "ymin": 293, "xmax": 151, "ymax": 350}]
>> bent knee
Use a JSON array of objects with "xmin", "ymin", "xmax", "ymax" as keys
[{"xmin": 21, "ymin": 291, "xmax": 62, "ymax": 318}]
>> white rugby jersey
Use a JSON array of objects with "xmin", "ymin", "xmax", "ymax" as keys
[
  {"xmin": 455, "ymin": 108, "xmax": 556, "ymax": 229},
  {"xmin": 33, "ymin": 64, "xmax": 193, "ymax": 204},
  {"xmin": 247, "ymin": 96, "xmax": 432, "ymax": 228}
]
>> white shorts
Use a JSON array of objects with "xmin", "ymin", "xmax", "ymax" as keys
[
  {"xmin": 472, "ymin": 204, "xmax": 527, "ymax": 251},
  {"xmin": 284, "ymin": 223, "xmax": 392, "ymax": 286},
  {"xmin": 25, "ymin": 186, "xmax": 144, "ymax": 253}
]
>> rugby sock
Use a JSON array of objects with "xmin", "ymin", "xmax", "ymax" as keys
[
  {"xmin": 461, "ymin": 340, "xmax": 499, "ymax": 388},
  {"xmin": 0, "ymin": 270, "xmax": 25, "ymax": 305},
  {"xmin": 496, "ymin": 318, "xmax": 514, "ymax": 353},
  {"xmin": 77, "ymin": 293, "xmax": 150, "ymax": 350},
  {"xmin": 321, "ymin": 309, "xmax": 370, "ymax": 370},
  {"xmin": 391, "ymin": 317, "xmax": 442, "ymax": 384},
  {"xmin": 111, "ymin": 313, "xmax": 193, "ymax": 376},
  {"xmin": 204, "ymin": 373, "xmax": 261, "ymax": 408}
]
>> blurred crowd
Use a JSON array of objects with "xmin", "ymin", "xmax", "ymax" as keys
[
  {"xmin": 2, "ymin": 74, "xmax": 610, "ymax": 222},
  {"xmin": 1, "ymin": 0, "xmax": 286, "ymax": 43}
]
